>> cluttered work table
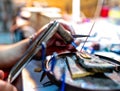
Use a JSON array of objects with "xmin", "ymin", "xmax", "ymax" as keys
[{"xmin": 21, "ymin": 18, "xmax": 120, "ymax": 91}]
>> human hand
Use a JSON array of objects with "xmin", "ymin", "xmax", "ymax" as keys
[
  {"xmin": 46, "ymin": 21, "xmax": 81, "ymax": 55},
  {"xmin": 0, "ymin": 70, "xmax": 17, "ymax": 91},
  {"xmin": 32, "ymin": 20, "xmax": 81, "ymax": 56}
]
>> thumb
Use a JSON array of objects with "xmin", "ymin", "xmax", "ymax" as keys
[{"xmin": 0, "ymin": 70, "xmax": 4, "ymax": 80}]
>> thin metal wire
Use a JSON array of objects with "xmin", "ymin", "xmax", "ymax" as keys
[{"xmin": 80, "ymin": 21, "xmax": 96, "ymax": 52}]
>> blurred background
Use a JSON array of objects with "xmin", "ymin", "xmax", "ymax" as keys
[{"xmin": 0, "ymin": 0, "xmax": 120, "ymax": 55}]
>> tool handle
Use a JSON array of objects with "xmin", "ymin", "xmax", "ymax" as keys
[{"xmin": 58, "ymin": 24, "xmax": 74, "ymax": 44}]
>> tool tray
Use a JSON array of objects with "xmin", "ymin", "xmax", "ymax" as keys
[{"xmin": 45, "ymin": 52, "xmax": 120, "ymax": 91}]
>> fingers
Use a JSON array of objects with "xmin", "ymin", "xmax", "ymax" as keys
[
  {"xmin": 0, "ymin": 80, "xmax": 17, "ymax": 91},
  {"xmin": 0, "ymin": 70, "xmax": 17, "ymax": 91},
  {"xmin": 0, "ymin": 70, "xmax": 4, "ymax": 80},
  {"xmin": 57, "ymin": 19, "xmax": 76, "ymax": 34}
]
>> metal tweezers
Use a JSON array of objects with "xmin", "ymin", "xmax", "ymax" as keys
[{"xmin": 7, "ymin": 21, "xmax": 59, "ymax": 83}]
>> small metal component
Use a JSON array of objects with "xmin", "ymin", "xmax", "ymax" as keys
[
  {"xmin": 80, "ymin": 52, "xmax": 91, "ymax": 59},
  {"xmin": 72, "ymin": 34, "xmax": 90, "ymax": 38},
  {"xmin": 34, "ymin": 67, "xmax": 42, "ymax": 72}
]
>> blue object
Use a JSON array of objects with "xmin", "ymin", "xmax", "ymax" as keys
[
  {"xmin": 41, "ymin": 42, "xmax": 46, "ymax": 71},
  {"xmin": 60, "ymin": 67, "xmax": 66, "ymax": 91}
]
